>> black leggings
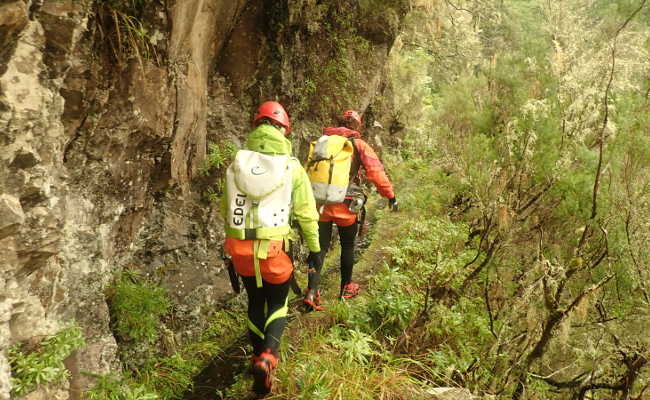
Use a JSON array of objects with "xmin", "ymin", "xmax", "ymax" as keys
[
  {"xmin": 241, "ymin": 276, "xmax": 290, "ymax": 356},
  {"xmin": 308, "ymin": 221, "xmax": 358, "ymax": 294}
]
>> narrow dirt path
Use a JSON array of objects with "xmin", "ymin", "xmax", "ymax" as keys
[{"xmin": 181, "ymin": 335, "xmax": 248, "ymax": 400}]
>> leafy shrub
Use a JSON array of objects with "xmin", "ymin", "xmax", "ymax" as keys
[
  {"xmin": 9, "ymin": 325, "xmax": 84, "ymax": 397},
  {"xmin": 200, "ymin": 142, "xmax": 237, "ymax": 203},
  {"xmin": 109, "ymin": 272, "xmax": 170, "ymax": 344},
  {"xmin": 327, "ymin": 326, "xmax": 380, "ymax": 365},
  {"xmin": 293, "ymin": 361, "xmax": 333, "ymax": 400},
  {"xmin": 364, "ymin": 266, "xmax": 418, "ymax": 337},
  {"xmin": 135, "ymin": 354, "xmax": 198, "ymax": 399},
  {"xmin": 84, "ymin": 373, "xmax": 159, "ymax": 400},
  {"xmin": 201, "ymin": 142, "xmax": 237, "ymax": 175}
]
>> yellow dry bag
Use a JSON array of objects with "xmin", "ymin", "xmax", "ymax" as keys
[{"xmin": 306, "ymin": 135, "xmax": 355, "ymax": 205}]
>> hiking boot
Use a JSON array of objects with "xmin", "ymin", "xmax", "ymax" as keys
[
  {"xmin": 341, "ymin": 282, "xmax": 360, "ymax": 299},
  {"xmin": 251, "ymin": 350, "xmax": 278, "ymax": 397},
  {"xmin": 303, "ymin": 288, "xmax": 323, "ymax": 311}
]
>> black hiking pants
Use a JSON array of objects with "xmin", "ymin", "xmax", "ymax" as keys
[
  {"xmin": 308, "ymin": 221, "xmax": 358, "ymax": 295},
  {"xmin": 241, "ymin": 276, "xmax": 289, "ymax": 356}
]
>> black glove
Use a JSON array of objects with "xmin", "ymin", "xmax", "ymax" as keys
[
  {"xmin": 388, "ymin": 196, "xmax": 399, "ymax": 212},
  {"xmin": 306, "ymin": 252, "xmax": 322, "ymax": 271}
]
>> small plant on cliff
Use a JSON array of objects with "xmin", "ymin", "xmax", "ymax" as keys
[
  {"xmin": 96, "ymin": 0, "xmax": 160, "ymax": 68},
  {"xmin": 202, "ymin": 142, "xmax": 237, "ymax": 175},
  {"xmin": 108, "ymin": 271, "xmax": 171, "ymax": 344},
  {"xmin": 200, "ymin": 141, "xmax": 237, "ymax": 202},
  {"xmin": 9, "ymin": 325, "xmax": 84, "ymax": 397}
]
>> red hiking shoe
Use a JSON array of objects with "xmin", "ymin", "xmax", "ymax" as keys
[
  {"xmin": 303, "ymin": 288, "xmax": 324, "ymax": 311},
  {"xmin": 251, "ymin": 350, "xmax": 278, "ymax": 397},
  {"xmin": 341, "ymin": 282, "xmax": 360, "ymax": 299}
]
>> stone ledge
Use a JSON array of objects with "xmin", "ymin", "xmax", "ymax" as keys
[{"xmin": 0, "ymin": 194, "xmax": 24, "ymax": 240}]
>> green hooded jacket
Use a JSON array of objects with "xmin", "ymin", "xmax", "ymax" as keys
[{"xmin": 222, "ymin": 124, "xmax": 321, "ymax": 253}]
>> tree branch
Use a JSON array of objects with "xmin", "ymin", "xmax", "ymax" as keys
[
  {"xmin": 445, "ymin": 0, "xmax": 474, "ymax": 15},
  {"xmin": 463, "ymin": 218, "xmax": 492, "ymax": 268},
  {"xmin": 462, "ymin": 235, "xmax": 500, "ymax": 288},
  {"xmin": 515, "ymin": 182, "xmax": 553, "ymax": 215},
  {"xmin": 513, "ymin": 276, "xmax": 614, "ymax": 400},
  {"xmin": 483, "ymin": 273, "xmax": 498, "ymax": 339},
  {"xmin": 531, "ymin": 371, "xmax": 588, "ymax": 388},
  {"xmin": 578, "ymin": 350, "xmax": 648, "ymax": 399}
]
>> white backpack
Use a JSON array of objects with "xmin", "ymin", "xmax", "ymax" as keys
[{"xmin": 225, "ymin": 150, "xmax": 293, "ymax": 238}]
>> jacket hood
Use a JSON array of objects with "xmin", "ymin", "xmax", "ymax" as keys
[
  {"xmin": 323, "ymin": 126, "xmax": 361, "ymax": 139},
  {"xmin": 246, "ymin": 124, "xmax": 293, "ymax": 155}
]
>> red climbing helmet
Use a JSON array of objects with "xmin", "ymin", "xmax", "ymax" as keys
[
  {"xmin": 341, "ymin": 109, "xmax": 362, "ymax": 130},
  {"xmin": 253, "ymin": 101, "xmax": 291, "ymax": 134}
]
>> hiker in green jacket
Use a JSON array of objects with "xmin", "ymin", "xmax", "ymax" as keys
[{"xmin": 221, "ymin": 101, "xmax": 322, "ymax": 397}]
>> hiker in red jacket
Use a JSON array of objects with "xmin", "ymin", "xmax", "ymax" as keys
[{"xmin": 303, "ymin": 109, "xmax": 398, "ymax": 310}]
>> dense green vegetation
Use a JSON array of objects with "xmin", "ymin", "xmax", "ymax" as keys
[
  {"xmin": 375, "ymin": 0, "xmax": 650, "ymax": 398},
  {"xmin": 220, "ymin": 0, "xmax": 650, "ymax": 398},
  {"xmin": 12, "ymin": 1, "xmax": 647, "ymax": 399}
]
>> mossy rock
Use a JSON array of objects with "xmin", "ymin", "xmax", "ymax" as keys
[{"xmin": 358, "ymin": 0, "xmax": 409, "ymax": 44}]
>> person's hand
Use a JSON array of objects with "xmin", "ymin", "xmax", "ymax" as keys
[
  {"xmin": 388, "ymin": 196, "xmax": 399, "ymax": 212},
  {"xmin": 306, "ymin": 252, "xmax": 322, "ymax": 271}
]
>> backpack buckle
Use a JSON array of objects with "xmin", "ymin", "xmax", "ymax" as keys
[{"xmin": 245, "ymin": 229, "xmax": 257, "ymax": 240}]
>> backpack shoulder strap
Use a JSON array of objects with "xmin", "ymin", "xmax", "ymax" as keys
[{"xmin": 349, "ymin": 137, "xmax": 361, "ymax": 183}]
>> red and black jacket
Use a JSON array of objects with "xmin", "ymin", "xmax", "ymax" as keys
[{"xmin": 322, "ymin": 127, "xmax": 395, "ymax": 199}]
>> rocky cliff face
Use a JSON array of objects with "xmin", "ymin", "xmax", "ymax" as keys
[{"xmin": 0, "ymin": 0, "xmax": 408, "ymax": 398}]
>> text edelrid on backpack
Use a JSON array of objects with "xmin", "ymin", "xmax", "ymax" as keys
[{"xmin": 232, "ymin": 193, "xmax": 247, "ymax": 226}]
